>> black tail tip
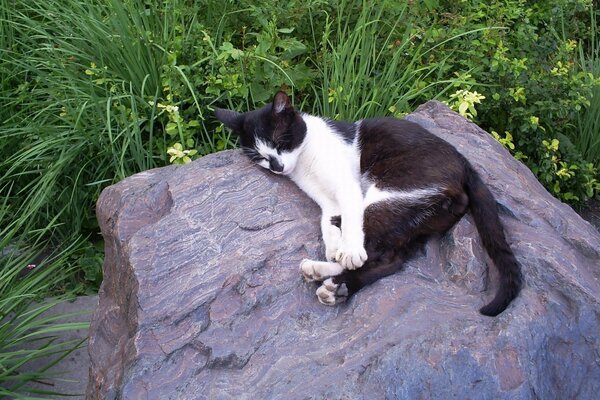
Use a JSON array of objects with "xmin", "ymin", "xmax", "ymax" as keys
[
  {"xmin": 479, "ymin": 303, "xmax": 506, "ymax": 317},
  {"xmin": 479, "ymin": 290, "xmax": 519, "ymax": 317},
  {"xmin": 479, "ymin": 273, "xmax": 522, "ymax": 317}
]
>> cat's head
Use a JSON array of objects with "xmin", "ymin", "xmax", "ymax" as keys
[{"xmin": 215, "ymin": 91, "xmax": 306, "ymax": 175}]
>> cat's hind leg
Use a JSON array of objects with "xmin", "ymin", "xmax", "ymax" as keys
[
  {"xmin": 315, "ymin": 188, "xmax": 466, "ymax": 305},
  {"xmin": 315, "ymin": 258, "xmax": 404, "ymax": 305},
  {"xmin": 300, "ymin": 259, "xmax": 344, "ymax": 282},
  {"xmin": 316, "ymin": 277, "xmax": 349, "ymax": 305}
]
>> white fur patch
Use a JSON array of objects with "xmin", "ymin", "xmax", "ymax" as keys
[
  {"xmin": 322, "ymin": 220, "xmax": 341, "ymax": 261},
  {"xmin": 363, "ymin": 185, "xmax": 442, "ymax": 208},
  {"xmin": 280, "ymin": 145, "xmax": 303, "ymax": 175},
  {"xmin": 316, "ymin": 278, "xmax": 338, "ymax": 305},
  {"xmin": 335, "ymin": 244, "xmax": 368, "ymax": 270},
  {"xmin": 300, "ymin": 259, "xmax": 344, "ymax": 282},
  {"xmin": 289, "ymin": 114, "xmax": 366, "ymax": 270},
  {"xmin": 257, "ymin": 159, "xmax": 269, "ymax": 170},
  {"xmin": 254, "ymin": 138, "xmax": 302, "ymax": 175},
  {"xmin": 254, "ymin": 138, "xmax": 278, "ymax": 161}
]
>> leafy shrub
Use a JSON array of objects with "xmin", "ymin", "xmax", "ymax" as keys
[{"xmin": 404, "ymin": 0, "xmax": 599, "ymax": 202}]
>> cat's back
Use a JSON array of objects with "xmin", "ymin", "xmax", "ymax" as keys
[
  {"xmin": 358, "ymin": 117, "xmax": 447, "ymax": 149},
  {"xmin": 358, "ymin": 117, "xmax": 466, "ymax": 184}
]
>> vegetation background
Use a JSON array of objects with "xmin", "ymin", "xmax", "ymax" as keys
[{"xmin": 1, "ymin": 0, "xmax": 598, "ymax": 397}]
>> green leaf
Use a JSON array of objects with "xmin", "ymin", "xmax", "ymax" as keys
[
  {"xmin": 553, "ymin": 181, "xmax": 560, "ymax": 193},
  {"xmin": 230, "ymin": 48, "xmax": 244, "ymax": 60},
  {"xmin": 220, "ymin": 42, "xmax": 234, "ymax": 52},
  {"xmin": 279, "ymin": 38, "xmax": 307, "ymax": 59},
  {"xmin": 166, "ymin": 122, "xmax": 178, "ymax": 136}
]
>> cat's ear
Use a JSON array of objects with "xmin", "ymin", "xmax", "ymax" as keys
[
  {"xmin": 271, "ymin": 91, "xmax": 293, "ymax": 116},
  {"xmin": 214, "ymin": 108, "xmax": 244, "ymax": 133}
]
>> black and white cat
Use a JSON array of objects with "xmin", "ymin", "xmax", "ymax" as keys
[{"xmin": 215, "ymin": 91, "xmax": 521, "ymax": 316}]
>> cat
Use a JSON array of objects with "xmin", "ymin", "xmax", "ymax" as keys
[{"xmin": 215, "ymin": 91, "xmax": 522, "ymax": 317}]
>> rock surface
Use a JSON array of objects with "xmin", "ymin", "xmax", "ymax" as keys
[{"xmin": 88, "ymin": 101, "xmax": 600, "ymax": 399}]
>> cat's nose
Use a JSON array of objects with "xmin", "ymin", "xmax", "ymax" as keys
[{"xmin": 269, "ymin": 157, "xmax": 284, "ymax": 173}]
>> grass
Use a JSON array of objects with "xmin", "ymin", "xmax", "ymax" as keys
[
  {"xmin": 308, "ymin": 0, "xmax": 494, "ymax": 120},
  {"xmin": 576, "ymin": 7, "xmax": 600, "ymax": 168},
  {"xmin": 1, "ymin": 0, "xmax": 189, "ymax": 280},
  {"xmin": 0, "ymin": 204, "xmax": 89, "ymax": 398},
  {"xmin": 0, "ymin": 1, "xmax": 238, "ymax": 394},
  {"xmin": 311, "ymin": 1, "xmax": 442, "ymax": 119},
  {"xmin": 0, "ymin": 0, "xmax": 180, "ymax": 396}
]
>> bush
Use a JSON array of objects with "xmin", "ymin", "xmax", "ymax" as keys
[{"xmin": 402, "ymin": 0, "xmax": 600, "ymax": 202}]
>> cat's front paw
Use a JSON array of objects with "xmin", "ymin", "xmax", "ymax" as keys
[
  {"xmin": 300, "ymin": 259, "xmax": 344, "ymax": 282},
  {"xmin": 316, "ymin": 278, "xmax": 348, "ymax": 305},
  {"xmin": 325, "ymin": 244, "xmax": 339, "ymax": 262},
  {"xmin": 335, "ymin": 245, "xmax": 367, "ymax": 270},
  {"xmin": 300, "ymin": 259, "xmax": 323, "ymax": 282},
  {"xmin": 323, "ymin": 226, "xmax": 341, "ymax": 262}
]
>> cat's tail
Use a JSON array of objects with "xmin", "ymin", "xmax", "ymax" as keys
[{"xmin": 464, "ymin": 164, "xmax": 522, "ymax": 317}]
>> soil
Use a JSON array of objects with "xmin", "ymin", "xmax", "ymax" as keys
[{"xmin": 575, "ymin": 198, "xmax": 600, "ymax": 232}]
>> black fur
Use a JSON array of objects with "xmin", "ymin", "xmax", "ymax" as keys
[
  {"xmin": 330, "ymin": 118, "xmax": 521, "ymax": 316},
  {"xmin": 328, "ymin": 120, "xmax": 357, "ymax": 144}
]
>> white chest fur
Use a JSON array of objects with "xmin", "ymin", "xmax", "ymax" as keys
[
  {"xmin": 289, "ymin": 115, "xmax": 360, "ymax": 204},
  {"xmin": 288, "ymin": 115, "xmax": 367, "ymax": 269}
]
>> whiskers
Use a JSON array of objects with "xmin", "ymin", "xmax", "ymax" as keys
[{"xmin": 242, "ymin": 147, "xmax": 264, "ymax": 162}]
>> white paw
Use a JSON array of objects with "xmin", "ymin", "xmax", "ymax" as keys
[
  {"xmin": 316, "ymin": 278, "xmax": 348, "ymax": 306},
  {"xmin": 323, "ymin": 228, "xmax": 341, "ymax": 262},
  {"xmin": 335, "ymin": 245, "xmax": 367, "ymax": 270},
  {"xmin": 325, "ymin": 243, "xmax": 339, "ymax": 262},
  {"xmin": 300, "ymin": 259, "xmax": 322, "ymax": 282},
  {"xmin": 300, "ymin": 259, "xmax": 344, "ymax": 282}
]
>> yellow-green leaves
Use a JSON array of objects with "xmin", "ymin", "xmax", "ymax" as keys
[
  {"xmin": 542, "ymin": 138, "xmax": 560, "ymax": 152},
  {"xmin": 448, "ymin": 90, "xmax": 486, "ymax": 120},
  {"xmin": 491, "ymin": 130, "xmax": 516, "ymax": 150},
  {"xmin": 167, "ymin": 142, "xmax": 197, "ymax": 164}
]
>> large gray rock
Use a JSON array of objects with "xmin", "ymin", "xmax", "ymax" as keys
[{"xmin": 88, "ymin": 101, "xmax": 600, "ymax": 399}]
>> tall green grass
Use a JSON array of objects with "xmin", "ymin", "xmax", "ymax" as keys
[
  {"xmin": 308, "ymin": 0, "xmax": 474, "ymax": 120},
  {"xmin": 0, "ymin": 185, "xmax": 88, "ymax": 398},
  {"xmin": 576, "ymin": 7, "xmax": 600, "ymax": 168},
  {"xmin": 0, "ymin": 0, "xmax": 203, "ymax": 265},
  {"xmin": 0, "ymin": 251, "xmax": 89, "ymax": 399}
]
